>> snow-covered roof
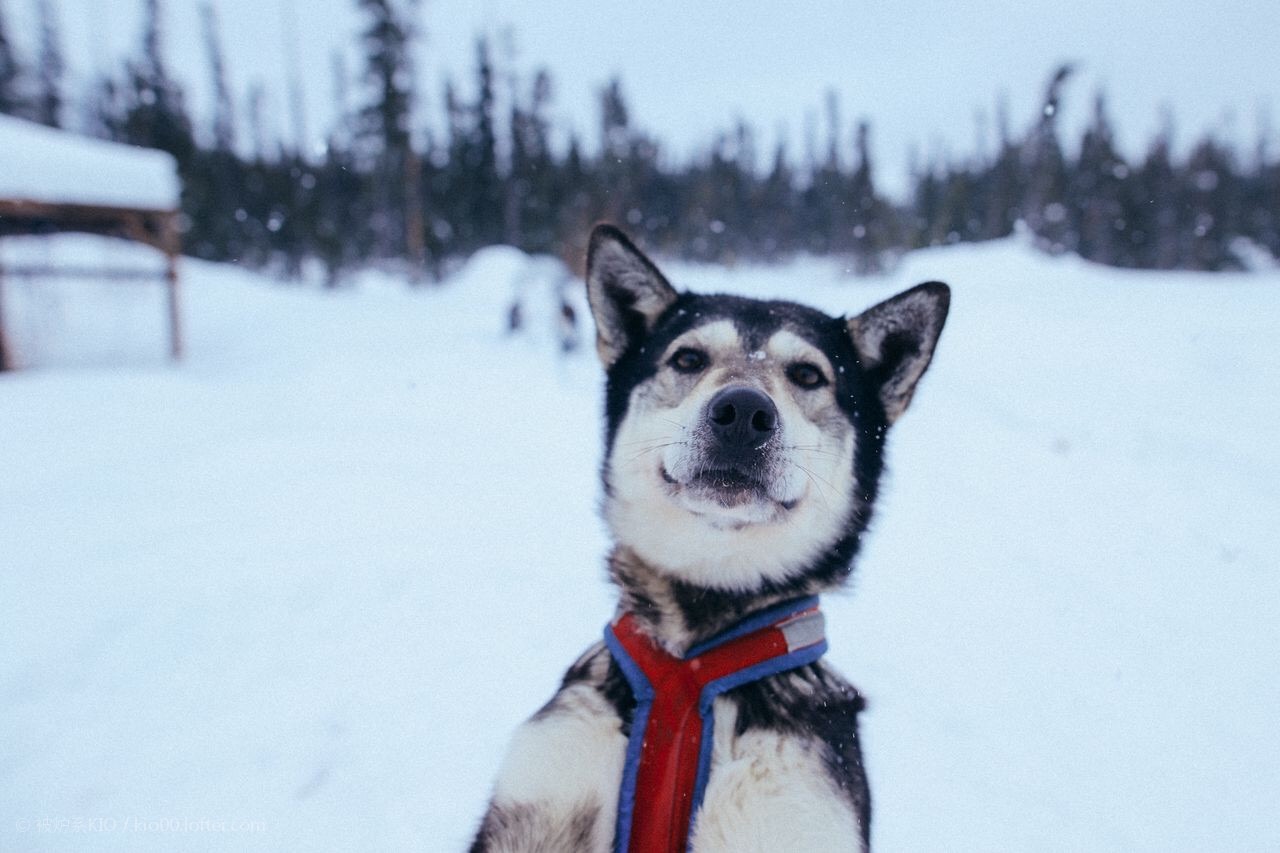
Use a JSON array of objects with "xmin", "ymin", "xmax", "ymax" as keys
[{"xmin": 0, "ymin": 114, "xmax": 180, "ymax": 211}]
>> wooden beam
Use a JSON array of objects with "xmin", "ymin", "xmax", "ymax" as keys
[
  {"xmin": 0, "ymin": 197, "xmax": 174, "ymax": 221},
  {"xmin": 0, "ymin": 198, "xmax": 175, "ymax": 252}
]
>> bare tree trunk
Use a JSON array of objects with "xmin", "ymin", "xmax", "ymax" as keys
[{"xmin": 404, "ymin": 148, "xmax": 426, "ymax": 283}]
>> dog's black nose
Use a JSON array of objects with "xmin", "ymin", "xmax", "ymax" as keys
[{"xmin": 707, "ymin": 386, "xmax": 778, "ymax": 451}]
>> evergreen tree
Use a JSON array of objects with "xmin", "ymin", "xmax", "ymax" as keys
[
  {"xmin": 754, "ymin": 140, "xmax": 797, "ymax": 257},
  {"xmin": 0, "ymin": 0, "xmax": 25, "ymax": 116},
  {"xmin": 356, "ymin": 0, "xmax": 414, "ymax": 155},
  {"xmin": 686, "ymin": 125, "xmax": 754, "ymax": 262},
  {"xmin": 437, "ymin": 45, "xmax": 502, "ymax": 255},
  {"xmin": 939, "ymin": 165, "xmax": 982, "ymax": 244},
  {"xmin": 469, "ymin": 35, "xmax": 501, "ymax": 247},
  {"xmin": 1131, "ymin": 121, "xmax": 1181, "ymax": 269},
  {"xmin": 311, "ymin": 48, "xmax": 364, "ymax": 281},
  {"xmin": 33, "ymin": 0, "xmax": 63, "ymax": 127},
  {"xmin": 797, "ymin": 132, "xmax": 839, "ymax": 255},
  {"xmin": 121, "ymin": 0, "xmax": 195, "ymax": 163},
  {"xmin": 82, "ymin": 74, "xmax": 127, "ymax": 140},
  {"xmin": 553, "ymin": 132, "xmax": 595, "ymax": 269},
  {"xmin": 200, "ymin": 1, "xmax": 235, "ymax": 151},
  {"xmin": 1023, "ymin": 64, "xmax": 1074, "ymax": 254},
  {"xmin": 354, "ymin": 0, "xmax": 419, "ymax": 259},
  {"xmin": 184, "ymin": 1, "xmax": 243, "ymax": 262},
  {"xmin": 981, "ymin": 95, "xmax": 1024, "ymax": 239},
  {"xmin": 507, "ymin": 68, "xmax": 558, "ymax": 253},
  {"xmin": 597, "ymin": 77, "xmax": 632, "ymax": 224},
  {"xmin": 314, "ymin": 139, "xmax": 362, "ymax": 283},
  {"xmin": 244, "ymin": 82, "xmax": 267, "ymax": 160},
  {"xmin": 1182, "ymin": 136, "xmax": 1241, "ymax": 270},
  {"xmin": 909, "ymin": 155, "xmax": 942, "ymax": 248},
  {"xmin": 1072, "ymin": 92, "xmax": 1126, "ymax": 266},
  {"xmin": 847, "ymin": 120, "xmax": 892, "ymax": 271},
  {"xmin": 1241, "ymin": 126, "xmax": 1280, "ymax": 259}
]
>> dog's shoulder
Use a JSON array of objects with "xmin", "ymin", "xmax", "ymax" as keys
[
  {"xmin": 531, "ymin": 640, "xmax": 635, "ymax": 727},
  {"xmin": 730, "ymin": 660, "xmax": 866, "ymax": 743},
  {"xmin": 713, "ymin": 662, "xmax": 872, "ymax": 849},
  {"xmin": 474, "ymin": 643, "xmax": 632, "ymax": 853}
]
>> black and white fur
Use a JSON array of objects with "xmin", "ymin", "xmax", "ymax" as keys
[{"xmin": 471, "ymin": 225, "xmax": 949, "ymax": 852}]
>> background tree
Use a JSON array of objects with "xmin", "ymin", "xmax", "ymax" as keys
[
  {"xmin": 354, "ymin": 0, "xmax": 420, "ymax": 260},
  {"xmin": 1242, "ymin": 125, "xmax": 1280, "ymax": 259},
  {"xmin": 506, "ymin": 68, "xmax": 559, "ymax": 254},
  {"xmin": 33, "ymin": 0, "xmax": 63, "ymax": 127},
  {"xmin": 847, "ymin": 120, "xmax": 897, "ymax": 272},
  {"xmin": 0, "ymin": 0, "xmax": 25, "ymax": 117},
  {"xmin": 120, "ymin": 0, "xmax": 195, "ymax": 163},
  {"xmin": 1071, "ymin": 92, "xmax": 1126, "ymax": 266},
  {"xmin": 1023, "ymin": 64, "xmax": 1074, "ymax": 254},
  {"xmin": 1131, "ymin": 120, "xmax": 1182, "ymax": 269},
  {"xmin": 5, "ymin": 2, "xmax": 1277, "ymax": 276}
]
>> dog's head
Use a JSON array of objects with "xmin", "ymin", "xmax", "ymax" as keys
[{"xmin": 586, "ymin": 224, "xmax": 949, "ymax": 594}]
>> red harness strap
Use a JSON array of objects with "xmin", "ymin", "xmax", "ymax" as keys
[{"xmin": 604, "ymin": 597, "xmax": 827, "ymax": 853}]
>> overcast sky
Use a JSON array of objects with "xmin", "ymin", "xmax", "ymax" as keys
[{"xmin": 12, "ymin": 0, "xmax": 1280, "ymax": 195}]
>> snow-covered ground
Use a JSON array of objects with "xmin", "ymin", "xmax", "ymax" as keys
[{"xmin": 1, "ymin": 235, "xmax": 1278, "ymax": 851}]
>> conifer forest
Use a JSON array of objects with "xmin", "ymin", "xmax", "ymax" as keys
[{"xmin": 2, "ymin": 0, "xmax": 1277, "ymax": 282}]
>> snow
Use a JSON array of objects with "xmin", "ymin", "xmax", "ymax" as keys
[
  {"xmin": 2, "ymin": 235, "xmax": 1279, "ymax": 851},
  {"xmin": 0, "ymin": 115, "xmax": 179, "ymax": 210}
]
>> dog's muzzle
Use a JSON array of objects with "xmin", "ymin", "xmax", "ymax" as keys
[{"xmin": 680, "ymin": 385, "xmax": 779, "ymax": 498}]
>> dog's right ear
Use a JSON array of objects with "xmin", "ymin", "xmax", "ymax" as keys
[{"xmin": 586, "ymin": 224, "xmax": 679, "ymax": 367}]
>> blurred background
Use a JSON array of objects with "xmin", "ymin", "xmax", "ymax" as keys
[
  {"xmin": 2, "ymin": 0, "xmax": 1279, "ymax": 281},
  {"xmin": 1, "ymin": 2, "xmax": 1278, "ymax": 852}
]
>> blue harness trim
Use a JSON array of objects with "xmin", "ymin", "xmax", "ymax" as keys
[{"xmin": 603, "ymin": 625, "xmax": 655, "ymax": 853}]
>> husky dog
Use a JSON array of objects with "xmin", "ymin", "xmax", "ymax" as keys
[{"xmin": 471, "ymin": 225, "xmax": 949, "ymax": 852}]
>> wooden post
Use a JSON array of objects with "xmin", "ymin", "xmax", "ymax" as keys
[
  {"xmin": 404, "ymin": 148, "xmax": 426, "ymax": 284},
  {"xmin": 163, "ymin": 212, "xmax": 183, "ymax": 361},
  {"xmin": 0, "ymin": 255, "xmax": 13, "ymax": 371}
]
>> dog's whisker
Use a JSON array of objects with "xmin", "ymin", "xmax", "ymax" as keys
[
  {"xmin": 793, "ymin": 462, "xmax": 834, "ymax": 514},
  {"xmin": 784, "ymin": 443, "xmax": 840, "ymax": 454},
  {"xmin": 794, "ymin": 458, "xmax": 840, "ymax": 491},
  {"xmin": 620, "ymin": 436, "xmax": 680, "ymax": 448},
  {"xmin": 629, "ymin": 442, "xmax": 680, "ymax": 462},
  {"xmin": 789, "ymin": 446, "xmax": 842, "ymax": 459},
  {"xmin": 796, "ymin": 463, "xmax": 840, "ymax": 494}
]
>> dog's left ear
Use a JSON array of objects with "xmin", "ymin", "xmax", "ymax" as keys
[
  {"xmin": 586, "ymin": 224, "xmax": 679, "ymax": 367},
  {"xmin": 848, "ymin": 282, "xmax": 950, "ymax": 424}
]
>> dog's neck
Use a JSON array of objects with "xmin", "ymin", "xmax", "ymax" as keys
[{"xmin": 608, "ymin": 545, "xmax": 826, "ymax": 657}]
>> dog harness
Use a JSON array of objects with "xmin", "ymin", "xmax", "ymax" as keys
[{"xmin": 604, "ymin": 596, "xmax": 827, "ymax": 853}]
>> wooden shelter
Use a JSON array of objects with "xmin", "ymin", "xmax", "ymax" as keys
[{"xmin": 0, "ymin": 115, "xmax": 182, "ymax": 371}]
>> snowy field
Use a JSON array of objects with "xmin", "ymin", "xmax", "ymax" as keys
[{"xmin": 2, "ymin": 235, "xmax": 1278, "ymax": 851}]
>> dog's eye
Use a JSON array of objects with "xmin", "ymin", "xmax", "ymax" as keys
[
  {"xmin": 787, "ymin": 362, "xmax": 827, "ymax": 389},
  {"xmin": 669, "ymin": 348, "xmax": 708, "ymax": 374}
]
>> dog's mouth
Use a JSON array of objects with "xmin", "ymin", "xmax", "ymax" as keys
[
  {"xmin": 693, "ymin": 467, "xmax": 766, "ymax": 492},
  {"xmin": 661, "ymin": 464, "xmax": 797, "ymax": 512}
]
